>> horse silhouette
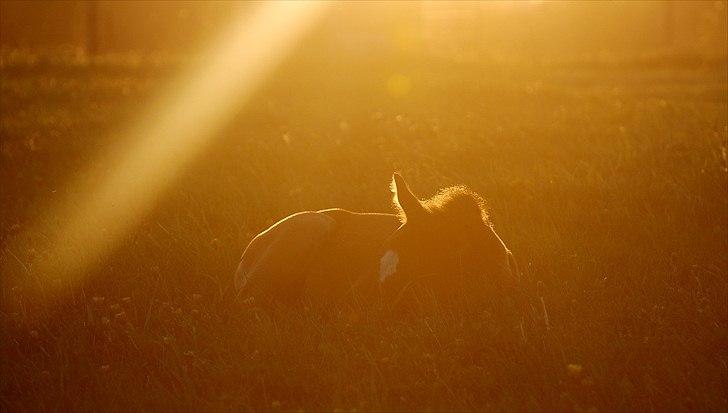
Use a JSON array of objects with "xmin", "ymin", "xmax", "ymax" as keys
[{"xmin": 234, "ymin": 173, "xmax": 519, "ymax": 309}]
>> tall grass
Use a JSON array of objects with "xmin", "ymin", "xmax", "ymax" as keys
[{"xmin": 1, "ymin": 48, "xmax": 726, "ymax": 411}]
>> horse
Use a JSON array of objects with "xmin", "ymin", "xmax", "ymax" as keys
[{"xmin": 234, "ymin": 173, "xmax": 519, "ymax": 311}]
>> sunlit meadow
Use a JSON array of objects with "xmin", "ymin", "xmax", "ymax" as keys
[{"xmin": 1, "ymin": 2, "xmax": 726, "ymax": 412}]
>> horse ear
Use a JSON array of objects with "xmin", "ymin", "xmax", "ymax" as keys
[{"xmin": 391, "ymin": 173, "xmax": 426, "ymax": 222}]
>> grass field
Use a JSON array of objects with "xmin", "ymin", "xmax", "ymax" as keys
[{"xmin": 1, "ymin": 43, "xmax": 726, "ymax": 412}]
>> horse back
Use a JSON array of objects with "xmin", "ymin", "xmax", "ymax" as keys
[
  {"xmin": 235, "ymin": 209, "xmax": 400, "ymax": 304},
  {"xmin": 308, "ymin": 209, "xmax": 400, "ymax": 300},
  {"xmin": 235, "ymin": 211, "xmax": 336, "ymax": 302}
]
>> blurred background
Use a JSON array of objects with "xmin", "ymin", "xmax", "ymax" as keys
[
  {"xmin": 1, "ymin": 1, "xmax": 726, "ymax": 60},
  {"xmin": 1, "ymin": 2, "xmax": 726, "ymax": 412}
]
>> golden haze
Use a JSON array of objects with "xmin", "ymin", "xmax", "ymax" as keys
[{"xmin": 0, "ymin": 1, "xmax": 726, "ymax": 412}]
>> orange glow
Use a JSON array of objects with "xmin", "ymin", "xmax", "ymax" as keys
[
  {"xmin": 0, "ymin": 1, "xmax": 725, "ymax": 412},
  {"xmin": 10, "ymin": 1, "xmax": 326, "ymax": 292}
]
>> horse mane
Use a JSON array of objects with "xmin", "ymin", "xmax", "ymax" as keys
[
  {"xmin": 392, "ymin": 182, "xmax": 490, "ymax": 225},
  {"xmin": 424, "ymin": 186, "xmax": 490, "ymax": 225}
]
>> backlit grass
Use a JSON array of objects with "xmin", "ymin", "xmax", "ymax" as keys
[{"xmin": 1, "ymin": 48, "xmax": 726, "ymax": 411}]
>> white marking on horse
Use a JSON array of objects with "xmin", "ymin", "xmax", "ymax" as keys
[{"xmin": 379, "ymin": 250, "xmax": 399, "ymax": 283}]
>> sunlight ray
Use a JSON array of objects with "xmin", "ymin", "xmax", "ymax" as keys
[{"xmin": 18, "ymin": 1, "xmax": 326, "ymax": 293}]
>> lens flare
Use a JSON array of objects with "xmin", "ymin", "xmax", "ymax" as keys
[{"xmin": 11, "ymin": 1, "xmax": 326, "ymax": 294}]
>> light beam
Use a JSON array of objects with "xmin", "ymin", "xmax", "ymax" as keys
[{"xmin": 10, "ymin": 1, "xmax": 326, "ymax": 293}]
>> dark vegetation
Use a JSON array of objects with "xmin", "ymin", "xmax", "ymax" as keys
[{"xmin": 1, "ymin": 20, "xmax": 726, "ymax": 412}]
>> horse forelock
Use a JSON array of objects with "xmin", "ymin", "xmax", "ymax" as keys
[{"xmin": 423, "ymin": 186, "xmax": 490, "ymax": 225}]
